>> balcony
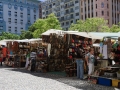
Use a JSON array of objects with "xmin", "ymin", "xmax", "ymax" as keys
[{"xmin": 65, "ymin": 0, "xmax": 70, "ymax": 3}]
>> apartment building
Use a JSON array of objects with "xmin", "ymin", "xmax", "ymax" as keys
[
  {"xmin": 41, "ymin": 0, "xmax": 80, "ymax": 30},
  {"xmin": 41, "ymin": 0, "xmax": 120, "ymax": 30},
  {"xmin": 0, "ymin": 0, "xmax": 39, "ymax": 34},
  {"xmin": 80, "ymin": 0, "xmax": 120, "ymax": 27}
]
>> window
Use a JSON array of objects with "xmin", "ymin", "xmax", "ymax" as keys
[
  {"xmin": 0, "ymin": 18, "xmax": 2, "ymax": 23},
  {"xmin": 81, "ymin": 1, "xmax": 82, "ymax": 6},
  {"xmin": 8, "ymin": 11, "xmax": 11, "ymax": 16},
  {"xmin": 20, "ymin": 6, "xmax": 23, "ymax": 11},
  {"xmin": 14, "ymin": 12, "xmax": 17, "ymax": 17},
  {"xmin": 0, "ymin": 26, "xmax": 3, "ymax": 30},
  {"xmin": 20, "ymin": 12, "xmax": 23, "ymax": 18},
  {"xmin": 27, "ymin": 7, "xmax": 30, "ymax": 12},
  {"xmin": 61, "ymin": 22, "xmax": 64, "ymax": 26},
  {"xmin": 8, "ymin": 3, "xmax": 12, "ymax": 9},
  {"xmin": 20, "ymin": 20, "xmax": 23, "ymax": 25},
  {"xmin": 107, "ymin": 11, "xmax": 109, "ymax": 16},
  {"xmin": 34, "ymin": 15, "xmax": 36, "ymax": 19},
  {"xmin": 70, "ymin": 8, "xmax": 74, "ymax": 12},
  {"xmin": 75, "ymin": 0, "xmax": 78, "ymax": 4},
  {"xmin": 101, "ymin": 2, "xmax": 104, "ymax": 8},
  {"xmin": 8, "ymin": 18, "xmax": 11, "ymax": 23},
  {"xmin": 81, "ymin": 8, "xmax": 83, "ymax": 12},
  {"xmin": 71, "ymin": 20, "xmax": 73, "ymax": 23},
  {"xmin": 0, "ymin": 11, "xmax": 2, "ymax": 17},
  {"xmin": 107, "ymin": 4, "xmax": 109, "ymax": 8},
  {"xmin": 0, "ymin": 2, "xmax": 3, "ymax": 7},
  {"xmin": 14, "ymin": 5, "xmax": 18, "ymax": 10},
  {"xmin": 15, "ymin": 27, "xmax": 17, "ymax": 33},
  {"xmin": 28, "ymin": 20, "xmax": 30, "ymax": 24},
  {"xmin": 8, "ymin": 26, "xmax": 11, "ymax": 32},
  {"xmin": 53, "ymin": 3, "xmax": 55, "ymax": 6},
  {"xmin": 15, "ymin": 19, "xmax": 17, "ymax": 24},
  {"xmin": 66, "ymin": 21, "xmax": 69, "ymax": 25},
  {"xmin": 33, "ymin": 8, "xmax": 36, "ymax": 13},
  {"xmin": 70, "ymin": 14, "xmax": 73, "ymax": 18},
  {"xmin": 0, "ymin": 8, "xmax": 2, "ymax": 11},
  {"xmin": 96, "ymin": 4, "xmax": 97, "ymax": 9},
  {"xmin": 20, "ymin": 27, "xmax": 23, "ymax": 30},
  {"xmin": 14, "ymin": 0, "xmax": 17, "ymax": 2},
  {"xmin": 76, "ymin": 12, "xmax": 79, "ymax": 16},
  {"xmin": 75, "ymin": 6, "xmax": 79, "ymax": 10},
  {"xmin": 102, "ymin": 11, "xmax": 104, "ymax": 15},
  {"xmin": 27, "ymin": 14, "xmax": 30, "ymax": 18}
]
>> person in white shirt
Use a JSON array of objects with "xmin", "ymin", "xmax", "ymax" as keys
[
  {"xmin": 85, "ymin": 47, "xmax": 95, "ymax": 80},
  {"xmin": 30, "ymin": 49, "xmax": 37, "ymax": 72}
]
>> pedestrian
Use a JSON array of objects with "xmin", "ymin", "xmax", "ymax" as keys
[
  {"xmin": 0, "ymin": 48, "xmax": 3, "ymax": 66},
  {"xmin": 25, "ymin": 50, "xmax": 30, "ymax": 69},
  {"xmin": 75, "ymin": 45, "xmax": 84, "ymax": 80},
  {"xmin": 2, "ymin": 46, "xmax": 9, "ymax": 62},
  {"xmin": 85, "ymin": 47, "xmax": 95, "ymax": 80},
  {"xmin": 30, "ymin": 49, "xmax": 37, "ymax": 72}
]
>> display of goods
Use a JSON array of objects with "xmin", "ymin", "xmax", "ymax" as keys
[
  {"xmin": 98, "ymin": 77, "xmax": 112, "ymax": 86},
  {"xmin": 7, "ymin": 42, "xmax": 12, "ymax": 50},
  {"xmin": 112, "ymin": 79, "xmax": 120, "ymax": 87},
  {"xmin": 48, "ymin": 33, "xmax": 68, "ymax": 72},
  {"xmin": 12, "ymin": 42, "xmax": 19, "ymax": 52}
]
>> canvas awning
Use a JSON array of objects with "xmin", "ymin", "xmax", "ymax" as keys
[
  {"xmin": 41, "ymin": 29, "xmax": 63, "ymax": 36},
  {"xmin": 67, "ymin": 32, "xmax": 91, "ymax": 38},
  {"xmin": 89, "ymin": 32, "xmax": 120, "ymax": 39}
]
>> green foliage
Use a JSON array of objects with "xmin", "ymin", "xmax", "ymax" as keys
[
  {"xmin": 69, "ymin": 17, "xmax": 120, "ymax": 32},
  {"xmin": 0, "ymin": 32, "xmax": 20, "ymax": 40},
  {"xmin": 28, "ymin": 24, "xmax": 37, "ymax": 32},
  {"xmin": 69, "ymin": 18, "xmax": 108, "ymax": 32},
  {"xmin": 20, "ymin": 30, "xmax": 33, "ymax": 39},
  {"xmin": 109, "ymin": 24, "xmax": 120, "ymax": 32},
  {"xmin": 28, "ymin": 13, "xmax": 62, "ymax": 38}
]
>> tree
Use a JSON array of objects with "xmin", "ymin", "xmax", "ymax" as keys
[
  {"xmin": 69, "ymin": 18, "xmax": 108, "ymax": 32},
  {"xmin": 31, "ymin": 13, "xmax": 62, "ymax": 38},
  {"xmin": 0, "ymin": 32, "xmax": 20, "ymax": 40},
  {"xmin": 109, "ymin": 24, "xmax": 120, "ymax": 32},
  {"xmin": 20, "ymin": 30, "xmax": 33, "ymax": 39},
  {"xmin": 28, "ymin": 24, "xmax": 37, "ymax": 32}
]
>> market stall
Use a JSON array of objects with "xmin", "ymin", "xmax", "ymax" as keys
[{"xmin": 88, "ymin": 34, "xmax": 120, "ymax": 88}]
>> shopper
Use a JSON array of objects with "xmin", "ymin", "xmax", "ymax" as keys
[
  {"xmin": 75, "ymin": 45, "xmax": 84, "ymax": 80},
  {"xmin": 25, "ymin": 50, "xmax": 30, "ymax": 69},
  {"xmin": 30, "ymin": 49, "xmax": 37, "ymax": 72},
  {"xmin": 85, "ymin": 47, "xmax": 95, "ymax": 80},
  {"xmin": 0, "ymin": 48, "xmax": 3, "ymax": 66},
  {"xmin": 2, "ymin": 46, "xmax": 8, "ymax": 62}
]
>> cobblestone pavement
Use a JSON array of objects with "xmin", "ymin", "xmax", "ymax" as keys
[{"xmin": 0, "ymin": 67, "xmax": 118, "ymax": 90}]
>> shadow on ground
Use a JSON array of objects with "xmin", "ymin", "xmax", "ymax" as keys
[{"xmin": 1, "ymin": 66, "xmax": 115, "ymax": 90}]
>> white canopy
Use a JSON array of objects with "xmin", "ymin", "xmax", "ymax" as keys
[
  {"xmin": 41, "ymin": 29, "xmax": 63, "ymax": 35},
  {"xmin": 67, "ymin": 32, "xmax": 91, "ymax": 38},
  {"xmin": 0, "ymin": 41, "xmax": 6, "ymax": 46}
]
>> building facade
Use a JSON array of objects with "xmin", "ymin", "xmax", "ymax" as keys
[
  {"xmin": 41, "ymin": 0, "xmax": 80, "ymax": 30},
  {"xmin": 0, "ymin": 0, "xmax": 39, "ymax": 34},
  {"xmin": 80, "ymin": 0, "xmax": 120, "ymax": 27},
  {"xmin": 39, "ymin": 1, "xmax": 42, "ymax": 18},
  {"xmin": 41, "ymin": 0, "xmax": 120, "ymax": 30}
]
